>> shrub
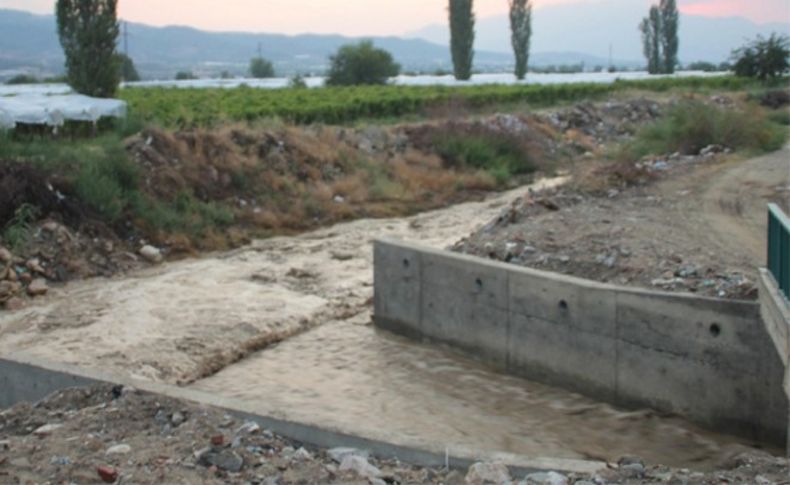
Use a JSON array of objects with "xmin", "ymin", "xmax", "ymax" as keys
[
  {"xmin": 326, "ymin": 41, "xmax": 400, "ymax": 86},
  {"xmin": 175, "ymin": 71, "xmax": 197, "ymax": 81},
  {"xmin": 75, "ymin": 144, "xmax": 139, "ymax": 222},
  {"xmin": 631, "ymin": 100, "xmax": 785, "ymax": 156},
  {"xmin": 289, "ymin": 74, "xmax": 308, "ymax": 89},
  {"xmin": 1, "ymin": 203, "xmax": 40, "ymax": 251},
  {"xmin": 686, "ymin": 61, "xmax": 718, "ymax": 72},
  {"xmin": 5, "ymin": 74, "xmax": 39, "ymax": 85},
  {"xmin": 433, "ymin": 132, "xmax": 534, "ymax": 185},
  {"xmin": 249, "ymin": 57, "xmax": 275, "ymax": 78},
  {"xmin": 731, "ymin": 33, "xmax": 789, "ymax": 80},
  {"xmin": 117, "ymin": 53, "xmax": 140, "ymax": 82}
]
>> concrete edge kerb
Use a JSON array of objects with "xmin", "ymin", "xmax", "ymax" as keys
[{"xmin": 0, "ymin": 353, "xmax": 606, "ymax": 476}]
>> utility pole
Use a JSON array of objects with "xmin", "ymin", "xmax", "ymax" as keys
[
  {"xmin": 124, "ymin": 21, "xmax": 129, "ymax": 57},
  {"xmin": 257, "ymin": 42, "xmax": 262, "ymax": 59},
  {"xmin": 608, "ymin": 43, "xmax": 613, "ymax": 70}
]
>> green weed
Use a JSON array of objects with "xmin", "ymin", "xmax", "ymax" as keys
[
  {"xmin": 2, "ymin": 203, "xmax": 40, "ymax": 251},
  {"xmin": 629, "ymin": 100, "xmax": 786, "ymax": 156}
]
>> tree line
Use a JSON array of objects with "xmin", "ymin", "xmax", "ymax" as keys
[{"xmin": 53, "ymin": 0, "xmax": 789, "ymax": 97}]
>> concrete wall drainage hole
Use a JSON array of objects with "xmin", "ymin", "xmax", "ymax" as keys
[{"xmin": 709, "ymin": 323, "xmax": 722, "ymax": 338}]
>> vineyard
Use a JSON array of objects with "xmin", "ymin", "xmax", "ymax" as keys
[{"xmin": 120, "ymin": 76, "xmax": 755, "ymax": 127}]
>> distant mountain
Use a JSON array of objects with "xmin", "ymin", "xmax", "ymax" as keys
[
  {"xmin": 409, "ymin": 0, "xmax": 790, "ymax": 64},
  {"xmin": 0, "ymin": 8, "xmax": 516, "ymax": 80},
  {"xmin": 3, "ymin": 5, "xmax": 787, "ymax": 81}
]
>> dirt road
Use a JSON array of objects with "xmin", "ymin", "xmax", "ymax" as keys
[{"xmin": 697, "ymin": 145, "xmax": 790, "ymax": 264}]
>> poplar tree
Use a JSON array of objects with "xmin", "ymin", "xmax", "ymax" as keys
[
  {"xmin": 660, "ymin": 0, "xmax": 679, "ymax": 74},
  {"xmin": 56, "ymin": 0, "xmax": 121, "ymax": 98},
  {"xmin": 449, "ymin": 0, "xmax": 475, "ymax": 81},
  {"xmin": 640, "ymin": 5, "xmax": 662, "ymax": 74},
  {"xmin": 509, "ymin": 0, "xmax": 533, "ymax": 80}
]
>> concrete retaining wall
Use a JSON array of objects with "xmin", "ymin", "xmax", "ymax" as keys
[
  {"xmin": 374, "ymin": 238, "xmax": 789, "ymax": 448},
  {"xmin": 0, "ymin": 353, "xmax": 604, "ymax": 476},
  {"xmin": 758, "ymin": 268, "xmax": 790, "ymax": 454}
]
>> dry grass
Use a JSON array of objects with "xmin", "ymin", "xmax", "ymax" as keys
[{"xmin": 127, "ymin": 123, "xmax": 509, "ymax": 248}]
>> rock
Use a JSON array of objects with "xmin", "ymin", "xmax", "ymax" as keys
[
  {"xmin": 25, "ymin": 258, "xmax": 46, "ymax": 275},
  {"xmin": 5, "ymin": 266, "xmax": 17, "ymax": 282},
  {"xmin": 465, "ymin": 462, "xmax": 511, "ymax": 485},
  {"xmin": 212, "ymin": 450, "xmax": 244, "ymax": 472},
  {"xmin": 0, "ymin": 246, "xmax": 11, "ymax": 263},
  {"xmin": 9, "ymin": 457, "xmax": 31, "ymax": 468},
  {"xmin": 97, "ymin": 465, "xmax": 119, "ymax": 483},
  {"xmin": 292, "ymin": 447, "xmax": 312, "ymax": 462},
  {"xmin": 618, "ymin": 455, "xmax": 646, "ymax": 479},
  {"xmin": 50, "ymin": 456, "xmax": 71, "ymax": 465},
  {"xmin": 139, "ymin": 245, "xmax": 163, "ymax": 264},
  {"xmin": 171, "ymin": 411, "xmax": 186, "ymax": 427},
  {"xmin": 677, "ymin": 265, "xmax": 698, "ymax": 278},
  {"xmin": 445, "ymin": 470, "xmax": 466, "ymax": 485},
  {"xmin": 330, "ymin": 251, "xmax": 355, "ymax": 261},
  {"xmin": 620, "ymin": 463, "xmax": 646, "ymax": 478},
  {"xmin": 236, "ymin": 421, "xmax": 261, "ymax": 435},
  {"xmin": 198, "ymin": 449, "xmax": 244, "ymax": 473},
  {"xmin": 521, "ymin": 471, "xmax": 568, "ymax": 485},
  {"xmin": 328, "ymin": 447, "xmax": 369, "ymax": 463},
  {"xmin": 27, "ymin": 278, "xmax": 49, "ymax": 297},
  {"xmin": 0, "ymin": 280, "xmax": 21, "ymax": 301},
  {"xmin": 106, "ymin": 444, "xmax": 131, "ymax": 455},
  {"xmin": 210, "ymin": 434, "xmax": 226, "ymax": 447},
  {"xmin": 32, "ymin": 423, "xmax": 63, "ymax": 436},
  {"xmin": 339, "ymin": 455, "xmax": 382, "ymax": 479}
]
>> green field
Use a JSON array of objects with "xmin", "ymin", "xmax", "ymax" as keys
[{"xmin": 120, "ymin": 76, "xmax": 757, "ymax": 127}]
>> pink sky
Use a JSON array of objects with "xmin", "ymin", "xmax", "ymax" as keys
[{"xmin": 1, "ymin": 0, "xmax": 787, "ymax": 35}]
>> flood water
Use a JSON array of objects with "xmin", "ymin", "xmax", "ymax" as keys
[{"xmin": 193, "ymin": 318, "xmax": 772, "ymax": 470}]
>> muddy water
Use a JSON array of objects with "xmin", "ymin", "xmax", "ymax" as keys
[
  {"xmin": 193, "ymin": 319, "xmax": 765, "ymax": 470},
  {"xmin": 0, "ymin": 176, "xmax": 774, "ymax": 470}
]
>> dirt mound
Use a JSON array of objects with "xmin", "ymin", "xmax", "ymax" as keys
[
  {"xmin": 0, "ymin": 162, "xmax": 143, "ymax": 310},
  {"xmin": 452, "ymin": 147, "xmax": 782, "ymax": 300}
]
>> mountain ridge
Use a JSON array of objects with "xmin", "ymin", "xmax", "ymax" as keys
[{"xmin": 1, "ymin": 6, "xmax": 787, "ymax": 80}]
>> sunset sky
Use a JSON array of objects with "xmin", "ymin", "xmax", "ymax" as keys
[{"xmin": 1, "ymin": 0, "xmax": 787, "ymax": 35}]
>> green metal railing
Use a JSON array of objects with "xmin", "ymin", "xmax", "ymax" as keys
[{"xmin": 767, "ymin": 203, "xmax": 790, "ymax": 300}]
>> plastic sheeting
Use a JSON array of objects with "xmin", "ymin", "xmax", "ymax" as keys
[
  {"xmin": 0, "ymin": 93, "xmax": 127, "ymax": 129},
  {"xmin": 0, "ymin": 70, "xmax": 726, "ymax": 97}
]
